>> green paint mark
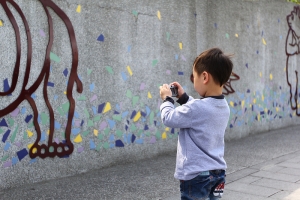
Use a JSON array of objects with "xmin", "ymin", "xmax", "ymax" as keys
[
  {"xmin": 126, "ymin": 90, "xmax": 132, "ymax": 98},
  {"xmin": 28, "ymin": 122, "xmax": 34, "ymax": 128},
  {"xmin": 23, "ymin": 131, "xmax": 28, "ymax": 140},
  {"xmin": 103, "ymin": 142, "xmax": 109, "ymax": 149},
  {"xmin": 145, "ymin": 132, "xmax": 150, "ymax": 137},
  {"xmin": 87, "ymin": 120, "xmax": 94, "ymax": 128},
  {"xmin": 225, "ymin": 33, "xmax": 229, "ymax": 39},
  {"xmin": 166, "ymin": 32, "xmax": 170, "ymax": 41},
  {"xmin": 132, "ymin": 96, "xmax": 139, "ymax": 107},
  {"xmin": 112, "ymin": 115, "xmax": 122, "ymax": 121},
  {"xmin": 84, "ymin": 109, "xmax": 90, "ymax": 118},
  {"xmin": 87, "ymin": 68, "xmax": 92, "ymax": 76},
  {"xmin": 104, "ymin": 128, "xmax": 110, "ymax": 135},
  {"xmin": 10, "ymin": 125, "xmax": 18, "ymax": 143},
  {"xmin": 1, "ymin": 155, "xmax": 9, "ymax": 161},
  {"xmin": 8, "ymin": 118, "xmax": 14, "ymax": 127},
  {"xmin": 62, "ymin": 132, "xmax": 65, "ymax": 137},
  {"xmin": 152, "ymin": 60, "xmax": 158, "ymax": 67},
  {"xmin": 62, "ymin": 102, "xmax": 70, "ymax": 113},
  {"xmin": 58, "ymin": 107, "xmax": 65, "ymax": 116},
  {"xmin": 116, "ymin": 130, "xmax": 123, "ymax": 138},
  {"xmin": 155, "ymin": 131, "xmax": 161, "ymax": 139},
  {"xmin": 49, "ymin": 146, "xmax": 54, "ymax": 153},
  {"xmin": 106, "ymin": 66, "xmax": 114, "ymax": 74},
  {"xmin": 94, "ymin": 115, "xmax": 101, "ymax": 122},
  {"xmin": 149, "ymin": 111, "xmax": 154, "ymax": 125},
  {"xmin": 50, "ymin": 52, "xmax": 60, "ymax": 63},
  {"xmin": 0, "ymin": 128, "xmax": 3, "ymax": 134},
  {"xmin": 82, "ymin": 131, "xmax": 89, "ymax": 137},
  {"xmin": 130, "ymin": 124, "xmax": 137, "ymax": 132},
  {"xmin": 96, "ymin": 142, "xmax": 101, "ymax": 151},
  {"xmin": 98, "ymin": 134, "xmax": 103, "ymax": 140},
  {"xmin": 132, "ymin": 10, "xmax": 138, "ymax": 17},
  {"xmin": 78, "ymin": 95, "xmax": 87, "ymax": 101},
  {"xmin": 41, "ymin": 113, "xmax": 49, "ymax": 125},
  {"xmin": 137, "ymin": 129, "xmax": 143, "ymax": 136}
]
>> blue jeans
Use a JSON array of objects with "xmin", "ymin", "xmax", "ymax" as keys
[{"xmin": 180, "ymin": 170, "xmax": 225, "ymax": 200}]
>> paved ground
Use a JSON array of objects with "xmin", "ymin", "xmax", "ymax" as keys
[{"xmin": 1, "ymin": 125, "xmax": 300, "ymax": 200}]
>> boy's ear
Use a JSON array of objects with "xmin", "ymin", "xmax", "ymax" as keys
[{"xmin": 203, "ymin": 71, "xmax": 209, "ymax": 84}]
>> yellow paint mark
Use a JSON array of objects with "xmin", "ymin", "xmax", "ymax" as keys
[
  {"xmin": 257, "ymin": 113, "xmax": 260, "ymax": 121},
  {"xmin": 127, "ymin": 66, "xmax": 133, "ymax": 76},
  {"xmin": 133, "ymin": 111, "xmax": 141, "ymax": 122},
  {"xmin": 148, "ymin": 92, "xmax": 152, "ymax": 99},
  {"xmin": 74, "ymin": 134, "xmax": 82, "ymax": 143},
  {"xmin": 294, "ymin": 112, "xmax": 296, "ymax": 116},
  {"xmin": 235, "ymin": 33, "xmax": 238, "ymax": 37},
  {"xmin": 262, "ymin": 38, "xmax": 267, "ymax": 45},
  {"xmin": 230, "ymin": 101, "xmax": 234, "ymax": 107},
  {"xmin": 259, "ymin": 72, "xmax": 262, "ymax": 77},
  {"xmin": 0, "ymin": 20, "xmax": 3, "ymax": 26},
  {"xmin": 94, "ymin": 129, "xmax": 98, "ymax": 136},
  {"xmin": 64, "ymin": 91, "xmax": 67, "ymax": 95},
  {"xmin": 262, "ymin": 94, "xmax": 264, "ymax": 101},
  {"xmin": 165, "ymin": 127, "xmax": 170, "ymax": 131},
  {"xmin": 47, "ymin": 130, "xmax": 50, "ymax": 135},
  {"xmin": 241, "ymin": 100, "xmax": 245, "ymax": 108},
  {"xmin": 76, "ymin": 5, "xmax": 81, "ymax": 13},
  {"xmin": 270, "ymin": 74, "xmax": 273, "ymax": 80},
  {"xmin": 103, "ymin": 102, "xmax": 111, "ymax": 113},
  {"xmin": 27, "ymin": 130, "xmax": 33, "ymax": 138},
  {"xmin": 162, "ymin": 132, "xmax": 167, "ymax": 139},
  {"xmin": 284, "ymin": 67, "xmax": 286, "ymax": 71},
  {"xmin": 179, "ymin": 42, "xmax": 183, "ymax": 50},
  {"xmin": 276, "ymin": 107, "xmax": 279, "ymax": 112},
  {"xmin": 27, "ymin": 144, "xmax": 37, "ymax": 153},
  {"xmin": 157, "ymin": 10, "xmax": 161, "ymax": 20},
  {"xmin": 264, "ymin": 108, "xmax": 268, "ymax": 113},
  {"xmin": 253, "ymin": 99, "xmax": 256, "ymax": 104}
]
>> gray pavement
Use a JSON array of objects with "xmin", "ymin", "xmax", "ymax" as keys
[{"xmin": 1, "ymin": 125, "xmax": 300, "ymax": 200}]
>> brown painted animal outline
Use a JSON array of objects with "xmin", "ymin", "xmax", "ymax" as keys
[{"xmin": 0, "ymin": 0, "xmax": 83, "ymax": 158}]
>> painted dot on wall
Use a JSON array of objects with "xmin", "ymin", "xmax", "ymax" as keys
[
  {"xmin": 97, "ymin": 34, "xmax": 104, "ymax": 42},
  {"xmin": 245, "ymin": 63, "xmax": 248, "ymax": 68},
  {"xmin": 235, "ymin": 34, "xmax": 238, "ymax": 38},
  {"xmin": 0, "ymin": 20, "xmax": 3, "ymax": 27},
  {"xmin": 214, "ymin": 23, "xmax": 217, "ymax": 28}
]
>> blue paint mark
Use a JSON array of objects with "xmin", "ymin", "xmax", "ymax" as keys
[
  {"xmin": 115, "ymin": 140, "xmax": 124, "ymax": 147},
  {"xmin": 55, "ymin": 121, "xmax": 61, "ymax": 129},
  {"xmin": 30, "ymin": 158, "xmax": 37, "ymax": 163},
  {"xmin": 47, "ymin": 82, "xmax": 54, "ymax": 87},
  {"xmin": 122, "ymin": 111, "xmax": 129, "ymax": 118},
  {"xmin": 109, "ymin": 143, "xmax": 115, "ymax": 148},
  {"xmin": 214, "ymin": 23, "xmax": 217, "ymax": 28},
  {"xmin": 130, "ymin": 110, "xmax": 137, "ymax": 119},
  {"xmin": 54, "ymin": 95, "xmax": 58, "ymax": 100},
  {"xmin": 144, "ymin": 125, "xmax": 149, "ymax": 130},
  {"xmin": 12, "ymin": 157, "xmax": 18, "ymax": 166},
  {"xmin": 3, "ymin": 79, "xmax": 12, "ymax": 96},
  {"xmin": 127, "ymin": 45, "xmax": 131, "ymax": 52},
  {"xmin": 97, "ymin": 34, "xmax": 104, "ymax": 42},
  {"xmin": 178, "ymin": 71, "xmax": 184, "ymax": 75},
  {"xmin": 72, "ymin": 128, "xmax": 80, "ymax": 135},
  {"xmin": 131, "ymin": 134, "xmax": 136, "ymax": 143},
  {"xmin": 146, "ymin": 106, "xmax": 150, "ymax": 116},
  {"xmin": 4, "ymin": 142, "xmax": 10, "ymax": 151},
  {"xmin": 38, "ymin": 114, "xmax": 41, "ymax": 124},
  {"xmin": 0, "ymin": 119, "xmax": 8, "ymax": 127},
  {"xmin": 98, "ymin": 103, "xmax": 105, "ymax": 113},
  {"xmin": 108, "ymin": 119, "xmax": 116, "ymax": 129},
  {"xmin": 31, "ymin": 93, "xmax": 37, "ymax": 99},
  {"xmin": 63, "ymin": 68, "xmax": 68, "ymax": 77},
  {"xmin": 175, "ymin": 54, "xmax": 178, "ymax": 60},
  {"xmin": 92, "ymin": 106, "xmax": 97, "ymax": 115},
  {"xmin": 2, "ymin": 130, "xmax": 10, "ymax": 143},
  {"xmin": 135, "ymin": 139, "xmax": 144, "ymax": 144},
  {"xmin": 17, "ymin": 148, "xmax": 28, "ymax": 161},
  {"xmin": 21, "ymin": 107, "xmax": 26, "ymax": 114},
  {"xmin": 121, "ymin": 72, "xmax": 127, "ymax": 81},
  {"xmin": 25, "ymin": 115, "xmax": 32, "ymax": 123},
  {"xmin": 109, "ymin": 134, "xmax": 115, "ymax": 142},
  {"xmin": 40, "ymin": 132, "xmax": 46, "ymax": 142},
  {"xmin": 74, "ymin": 111, "xmax": 80, "ymax": 118},
  {"xmin": 90, "ymin": 140, "xmax": 96, "ymax": 150},
  {"xmin": 90, "ymin": 83, "xmax": 95, "ymax": 92}
]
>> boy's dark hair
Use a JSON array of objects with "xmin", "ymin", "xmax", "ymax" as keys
[{"xmin": 193, "ymin": 48, "xmax": 233, "ymax": 86}]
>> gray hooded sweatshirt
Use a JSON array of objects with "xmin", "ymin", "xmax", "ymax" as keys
[{"xmin": 160, "ymin": 93, "xmax": 229, "ymax": 181}]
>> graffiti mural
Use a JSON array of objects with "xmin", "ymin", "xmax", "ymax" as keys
[
  {"xmin": 0, "ymin": 0, "xmax": 83, "ymax": 158},
  {"xmin": 286, "ymin": 6, "xmax": 300, "ymax": 116}
]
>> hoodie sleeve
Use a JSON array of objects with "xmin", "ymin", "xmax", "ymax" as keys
[{"xmin": 160, "ymin": 100, "xmax": 194, "ymax": 128}]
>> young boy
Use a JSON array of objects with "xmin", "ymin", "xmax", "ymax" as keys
[{"xmin": 159, "ymin": 47, "xmax": 233, "ymax": 200}]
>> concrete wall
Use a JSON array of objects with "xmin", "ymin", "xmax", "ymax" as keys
[{"xmin": 0, "ymin": 0, "xmax": 298, "ymax": 189}]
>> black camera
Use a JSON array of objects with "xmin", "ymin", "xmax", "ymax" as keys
[{"xmin": 170, "ymin": 85, "xmax": 178, "ymax": 97}]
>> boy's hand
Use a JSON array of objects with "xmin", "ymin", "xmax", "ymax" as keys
[
  {"xmin": 159, "ymin": 84, "xmax": 172, "ymax": 100},
  {"xmin": 171, "ymin": 82, "xmax": 185, "ymax": 98}
]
